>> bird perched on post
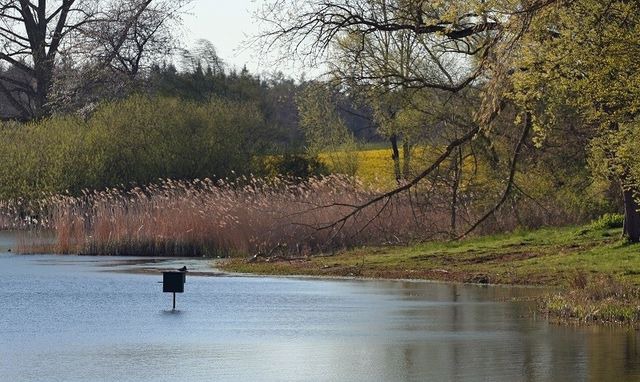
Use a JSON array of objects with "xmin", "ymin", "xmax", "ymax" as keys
[{"xmin": 178, "ymin": 266, "xmax": 188, "ymax": 272}]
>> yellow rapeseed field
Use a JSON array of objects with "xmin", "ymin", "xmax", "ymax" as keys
[
  {"xmin": 319, "ymin": 148, "xmax": 397, "ymax": 189},
  {"xmin": 318, "ymin": 146, "xmax": 439, "ymax": 190}
]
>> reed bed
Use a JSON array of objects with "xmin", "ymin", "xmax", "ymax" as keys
[
  {"xmin": 1, "ymin": 174, "xmax": 585, "ymax": 257},
  {"xmin": 542, "ymin": 273, "xmax": 640, "ymax": 324},
  {"xmin": 0, "ymin": 198, "xmax": 50, "ymax": 230},
  {"xmin": 14, "ymin": 175, "xmax": 437, "ymax": 257}
]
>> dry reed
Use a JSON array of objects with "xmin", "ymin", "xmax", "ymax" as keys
[
  {"xmin": 14, "ymin": 175, "xmax": 437, "ymax": 256},
  {"xmin": 1, "ymin": 174, "xmax": 584, "ymax": 257}
]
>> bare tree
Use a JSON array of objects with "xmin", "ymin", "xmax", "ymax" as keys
[
  {"xmin": 257, "ymin": 0, "xmax": 559, "ymax": 236},
  {"xmin": 0, "ymin": 0, "xmax": 189, "ymax": 120},
  {"xmin": 182, "ymin": 39, "xmax": 225, "ymax": 75},
  {"xmin": 88, "ymin": 0, "xmax": 189, "ymax": 78}
]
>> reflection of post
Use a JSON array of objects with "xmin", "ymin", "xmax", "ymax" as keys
[{"xmin": 173, "ymin": 292, "xmax": 176, "ymax": 310}]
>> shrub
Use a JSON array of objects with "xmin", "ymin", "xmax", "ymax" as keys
[
  {"xmin": 591, "ymin": 213, "xmax": 625, "ymax": 230},
  {"xmin": 261, "ymin": 154, "xmax": 329, "ymax": 179},
  {"xmin": 0, "ymin": 95, "xmax": 265, "ymax": 199}
]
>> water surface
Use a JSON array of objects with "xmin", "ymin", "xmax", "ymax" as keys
[{"xmin": 1, "ymin": 239, "xmax": 638, "ymax": 381}]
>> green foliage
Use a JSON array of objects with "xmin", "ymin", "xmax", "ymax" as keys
[
  {"xmin": 0, "ymin": 95, "xmax": 264, "ymax": 198},
  {"xmin": 148, "ymin": 64, "xmax": 308, "ymax": 152},
  {"xmin": 297, "ymin": 83, "xmax": 352, "ymax": 152},
  {"xmin": 591, "ymin": 213, "xmax": 625, "ymax": 230},
  {"xmin": 261, "ymin": 154, "xmax": 329, "ymax": 179},
  {"xmin": 296, "ymin": 83, "xmax": 361, "ymax": 176},
  {"xmin": 512, "ymin": 0, "xmax": 640, "ymax": 197}
]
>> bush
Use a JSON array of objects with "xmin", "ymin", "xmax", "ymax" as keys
[
  {"xmin": 261, "ymin": 153, "xmax": 328, "ymax": 179},
  {"xmin": 0, "ymin": 95, "xmax": 265, "ymax": 198},
  {"xmin": 591, "ymin": 213, "xmax": 625, "ymax": 230}
]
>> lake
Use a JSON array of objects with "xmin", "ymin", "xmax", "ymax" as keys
[{"xmin": 1, "ymin": 234, "xmax": 639, "ymax": 381}]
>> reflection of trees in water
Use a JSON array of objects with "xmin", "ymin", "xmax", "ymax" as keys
[
  {"xmin": 587, "ymin": 328, "xmax": 640, "ymax": 381},
  {"xmin": 370, "ymin": 281, "xmax": 633, "ymax": 380},
  {"xmin": 624, "ymin": 331, "xmax": 640, "ymax": 373},
  {"xmin": 322, "ymin": 280, "xmax": 639, "ymax": 380}
]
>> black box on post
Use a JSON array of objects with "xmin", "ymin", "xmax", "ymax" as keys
[{"xmin": 163, "ymin": 271, "xmax": 185, "ymax": 293}]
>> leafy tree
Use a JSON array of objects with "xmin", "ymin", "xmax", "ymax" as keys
[
  {"xmin": 511, "ymin": 0, "xmax": 640, "ymax": 241},
  {"xmin": 325, "ymin": 1, "xmax": 498, "ymax": 182},
  {"xmin": 258, "ymin": 0, "xmax": 560, "ymax": 235},
  {"xmin": 297, "ymin": 82, "xmax": 359, "ymax": 176}
]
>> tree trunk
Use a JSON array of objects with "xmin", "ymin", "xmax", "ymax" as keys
[
  {"xmin": 402, "ymin": 139, "xmax": 411, "ymax": 180},
  {"xmin": 33, "ymin": 67, "xmax": 53, "ymax": 119},
  {"xmin": 390, "ymin": 134, "xmax": 401, "ymax": 183},
  {"xmin": 623, "ymin": 188, "xmax": 640, "ymax": 243},
  {"xmin": 450, "ymin": 146, "xmax": 462, "ymax": 236}
]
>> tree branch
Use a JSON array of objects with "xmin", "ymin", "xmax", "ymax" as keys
[{"xmin": 457, "ymin": 112, "xmax": 532, "ymax": 239}]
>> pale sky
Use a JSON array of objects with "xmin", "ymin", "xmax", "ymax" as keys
[{"xmin": 181, "ymin": 0, "xmax": 311, "ymax": 78}]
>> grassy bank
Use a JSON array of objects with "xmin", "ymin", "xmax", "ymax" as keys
[
  {"xmin": 220, "ymin": 221, "xmax": 640, "ymax": 324},
  {"xmin": 222, "ymin": 224, "xmax": 640, "ymax": 285}
]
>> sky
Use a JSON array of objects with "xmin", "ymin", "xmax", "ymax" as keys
[{"xmin": 180, "ymin": 0, "xmax": 311, "ymax": 78}]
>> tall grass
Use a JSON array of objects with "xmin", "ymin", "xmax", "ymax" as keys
[
  {"xmin": 0, "ymin": 198, "xmax": 50, "ymax": 230},
  {"xmin": 542, "ymin": 273, "xmax": 640, "ymax": 324},
  {"xmin": 2, "ymin": 173, "xmax": 595, "ymax": 257},
  {"xmin": 26, "ymin": 175, "xmax": 435, "ymax": 257}
]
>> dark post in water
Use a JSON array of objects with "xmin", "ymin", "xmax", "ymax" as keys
[{"xmin": 162, "ymin": 269, "xmax": 187, "ymax": 310}]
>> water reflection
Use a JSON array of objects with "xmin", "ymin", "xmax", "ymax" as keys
[{"xmin": 0, "ymin": 252, "xmax": 639, "ymax": 381}]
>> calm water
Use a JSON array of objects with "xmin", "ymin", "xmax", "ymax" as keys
[{"xmin": 1, "ymin": 236, "xmax": 639, "ymax": 381}]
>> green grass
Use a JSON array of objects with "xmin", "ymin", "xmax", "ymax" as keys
[
  {"xmin": 542, "ymin": 273, "xmax": 640, "ymax": 324},
  {"xmin": 221, "ymin": 223, "xmax": 640, "ymax": 287}
]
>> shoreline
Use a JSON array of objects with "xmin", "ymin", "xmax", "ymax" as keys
[
  {"xmin": 218, "ymin": 260, "xmax": 640, "ymax": 327},
  {"xmin": 217, "ymin": 224, "xmax": 640, "ymax": 326},
  {"xmin": 7, "ymin": 221, "xmax": 640, "ymax": 326},
  {"xmin": 216, "ymin": 260, "xmax": 552, "ymax": 290},
  {"xmin": 4, "ymin": 251, "xmax": 549, "ymax": 289},
  {"xmin": 8, "ymin": 250, "xmax": 640, "ymax": 326}
]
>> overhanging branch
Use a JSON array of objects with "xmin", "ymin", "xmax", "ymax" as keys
[{"xmin": 457, "ymin": 111, "xmax": 532, "ymax": 239}]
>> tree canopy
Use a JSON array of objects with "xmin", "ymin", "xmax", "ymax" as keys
[
  {"xmin": 510, "ymin": 0, "xmax": 640, "ymax": 241},
  {"xmin": 257, "ymin": 0, "xmax": 640, "ymax": 240},
  {"xmin": 0, "ymin": 0, "xmax": 189, "ymax": 120}
]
